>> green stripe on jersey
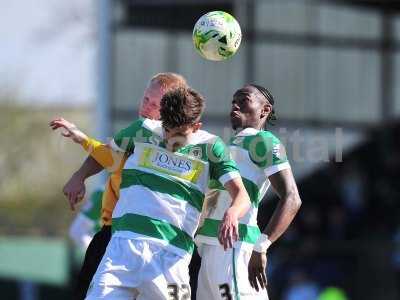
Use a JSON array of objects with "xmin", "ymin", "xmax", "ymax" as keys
[
  {"xmin": 178, "ymin": 138, "xmax": 238, "ymax": 182},
  {"xmin": 113, "ymin": 118, "xmax": 154, "ymax": 153},
  {"xmin": 242, "ymin": 178, "xmax": 260, "ymax": 206},
  {"xmin": 231, "ymin": 131, "xmax": 288, "ymax": 168},
  {"xmin": 112, "ymin": 213, "xmax": 194, "ymax": 253},
  {"xmin": 197, "ymin": 218, "xmax": 261, "ymax": 244},
  {"xmin": 81, "ymin": 190, "xmax": 103, "ymax": 221},
  {"xmin": 121, "ymin": 169, "xmax": 205, "ymax": 212},
  {"xmin": 232, "ymin": 248, "xmax": 240, "ymax": 300}
]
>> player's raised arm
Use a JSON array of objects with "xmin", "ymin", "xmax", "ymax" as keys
[
  {"xmin": 50, "ymin": 117, "xmax": 88, "ymax": 143},
  {"xmin": 57, "ymin": 73, "xmax": 188, "ymax": 209},
  {"xmin": 49, "ymin": 117, "xmax": 124, "ymax": 171},
  {"xmin": 218, "ymin": 176, "xmax": 251, "ymax": 250}
]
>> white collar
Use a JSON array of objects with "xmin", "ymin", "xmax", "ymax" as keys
[
  {"xmin": 142, "ymin": 118, "xmax": 163, "ymax": 137},
  {"xmin": 234, "ymin": 127, "xmax": 260, "ymax": 137}
]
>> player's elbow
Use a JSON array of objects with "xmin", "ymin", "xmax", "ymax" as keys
[
  {"xmin": 292, "ymin": 193, "xmax": 302, "ymax": 212},
  {"xmin": 289, "ymin": 190, "xmax": 302, "ymax": 213},
  {"xmin": 284, "ymin": 186, "xmax": 302, "ymax": 214}
]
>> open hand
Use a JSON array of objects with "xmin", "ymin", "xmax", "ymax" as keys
[
  {"xmin": 218, "ymin": 207, "xmax": 239, "ymax": 250},
  {"xmin": 49, "ymin": 117, "xmax": 87, "ymax": 144},
  {"xmin": 248, "ymin": 251, "xmax": 267, "ymax": 291},
  {"xmin": 63, "ymin": 172, "xmax": 86, "ymax": 211}
]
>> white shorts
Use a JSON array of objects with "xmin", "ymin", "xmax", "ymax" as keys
[
  {"xmin": 196, "ymin": 244, "xmax": 269, "ymax": 300},
  {"xmin": 85, "ymin": 236, "xmax": 191, "ymax": 300}
]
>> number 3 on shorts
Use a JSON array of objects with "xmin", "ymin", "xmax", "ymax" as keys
[
  {"xmin": 219, "ymin": 283, "xmax": 233, "ymax": 300},
  {"xmin": 167, "ymin": 284, "xmax": 190, "ymax": 300}
]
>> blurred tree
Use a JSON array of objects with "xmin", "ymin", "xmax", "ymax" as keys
[{"xmin": 0, "ymin": 102, "xmax": 92, "ymax": 236}]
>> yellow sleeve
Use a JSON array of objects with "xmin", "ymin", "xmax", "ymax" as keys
[
  {"xmin": 81, "ymin": 137, "xmax": 124, "ymax": 172},
  {"xmin": 101, "ymin": 177, "xmax": 118, "ymax": 226},
  {"xmin": 101, "ymin": 157, "xmax": 126, "ymax": 226}
]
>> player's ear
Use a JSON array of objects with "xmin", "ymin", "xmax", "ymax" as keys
[{"xmin": 260, "ymin": 103, "xmax": 271, "ymax": 119}]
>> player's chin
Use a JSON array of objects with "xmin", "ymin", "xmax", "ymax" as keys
[
  {"xmin": 230, "ymin": 116, "xmax": 242, "ymax": 129},
  {"xmin": 139, "ymin": 110, "xmax": 153, "ymax": 119}
]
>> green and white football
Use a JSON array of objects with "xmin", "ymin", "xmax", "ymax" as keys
[{"xmin": 193, "ymin": 11, "xmax": 242, "ymax": 61}]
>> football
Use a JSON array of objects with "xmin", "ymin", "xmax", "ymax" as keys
[{"xmin": 192, "ymin": 11, "xmax": 242, "ymax": 61}]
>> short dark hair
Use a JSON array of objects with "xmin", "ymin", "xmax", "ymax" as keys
[{"xmin": 160, "ymin": 87, "xmax": 205, "ymax": 128}]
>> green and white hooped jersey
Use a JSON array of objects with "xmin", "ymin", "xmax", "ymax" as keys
[
  {"xmin": 81, "ymin": 189, "xmax": 103, "ymax": 231},
  {"xmin": 196, "ymin": 127, "xmax": 290, "ymax": 252},
  {"xmin": 109, "ymin": 118, "xmax": 240, "ymax": 258}
]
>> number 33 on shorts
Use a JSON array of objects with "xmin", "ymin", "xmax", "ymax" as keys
[{"xmin": 167, "ymin": 284, "xmax": 190, "ymax": 300}]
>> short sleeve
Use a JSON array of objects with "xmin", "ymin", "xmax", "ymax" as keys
[
  {"xmin": 111, "ymin": 118, "xmax": 146, "ymax": 153},
  {"xmin": 248, "ymin": 132, "xmax": 290, "ymax": 177},
  {"xmin": 208, "ymin": 137, "xmax": 240, "ymax": 186}
]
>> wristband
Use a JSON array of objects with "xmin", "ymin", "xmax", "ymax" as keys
[{"xmin": 253, "ymin": 233, "xmax": 272, "ymax": 253}]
